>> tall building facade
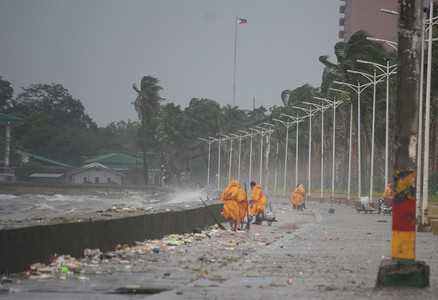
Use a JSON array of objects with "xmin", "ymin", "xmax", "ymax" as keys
[{"xmin": 339, "ymin": 0, "xmax": 398, "ymax": 45}]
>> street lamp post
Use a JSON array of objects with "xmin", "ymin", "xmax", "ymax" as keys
[
  {"xmin": 262, "ymin": 123, "xmax": 275, "ymax": 192},
  {"xmin": 304, "ymin": 102, "xmax": 329, "ymax": 200},
  {"xmin": 367, "ymin": 36, "xmax": 398, "ymax": 51},
  {"xmin": 199, "ymin": 137, "xmax": 215, "ymax": 186},
  {"xmin": 274, "ymin": 141, "xmax": 279, "ymax": 195},
  {"xmin": 240, "ymin": 129, "xmax": 257, "ymax": 185},
  {"xmin": 282, "ymin": 113, "xmax": 307, "ymax": 188},
  {"xmin": 209, "ymin": 136, "xmax": 226, "ymax": 190},
  {"xmin": 333, "ymin": 81, "xmax": 372, "ymax": 199},
  {"xmin": 229, "ymin": 133, "xmax": 239, "ymax": 181},
  {"xmin": 328, "ymin": 88, "xmax": 353, "ymax": 201},
  {"xmin": 234, "ymin": 132, "xmax": 246, "ymax": 182},
  {"xmin": 273, "ymin": 118, "xmax": 295, "ymax": 195},
  {"xmin": 252, "ymin": 127, "xmax": 268, "ymax": 186},
  {"xmin": 356, "ymin": 59, "xmax": 397, "ymax": 190},
  {"xmin": 219, "ymin": 134, "xmax": 232, "ymax": 184},
  {"xmin": 314, "ymin": 96, "xmax": 343, "ymax": 201},
  {"xmin": 347, "ymin": 68, "xmax": 386, "ymax": 203},
  {"xmin": 292, "ymin": 105, "xmax": 320, "ymax": 197}
]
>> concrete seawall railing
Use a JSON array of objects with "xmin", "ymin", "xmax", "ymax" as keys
[{"xmin": 0, "ymin": 203, "xmax": 225, "ymax": 275}]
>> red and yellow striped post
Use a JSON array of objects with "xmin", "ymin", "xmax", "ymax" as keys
[
  {"xmin": 392, "ymin": 170, "xmax": 416, "ymax": 261},
  {"xmin": 377, "ymin": 169, "xmax": 429, "ymax": 287},
  {"xmin": 376, "ymin": 0, "xmax": 429, "ymax": 288}
]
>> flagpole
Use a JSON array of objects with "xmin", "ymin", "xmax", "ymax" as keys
[{"xmin": 233, "ymin": 15, "xmax": 238, "ymax": 106}]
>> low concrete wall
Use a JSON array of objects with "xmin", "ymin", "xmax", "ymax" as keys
[{"xmin": 0, "ymin": 203, "xmax": 225, "ymax": 275}]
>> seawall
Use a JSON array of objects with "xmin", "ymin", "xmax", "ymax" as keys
[{"xmin": 0, "ymin": 202, "xmax": 225, "ymax": 275}]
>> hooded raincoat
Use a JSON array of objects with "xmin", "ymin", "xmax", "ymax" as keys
[
  {"xmin": 382, "ymin": 183, "xmax": 395, "ymax": 200},
  {"xmin": 250, "ymin": 185, "xmax": 267, "ymax": 216},
  {"xmin": 289, "ymin": 184, "xmax": 306, "ymax": 206},
  {"xmin": 221, "ymin": 180, "xmax": 246, "ymax": 221}
]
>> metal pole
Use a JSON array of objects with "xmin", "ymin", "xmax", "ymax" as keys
[
  {"xmin": 199, "ymin": 138, "xmax": 215, "ymax": 186},
  {"xmin": 328, "ymin": 88, "xmax": 353, "ymax": 202},
  {"xmin": 308, "ymin": 109, "xmax": 312, "ymax": 196},
  {"xmin": 385, "ymin": 59, "xmax": 391, "ymax": 190},
  {"xmin": 217, "ymin": 139, "xmax": 221, "ymax": 189},
  {"xmin": 416, "ymin": 17, "xmax": 425, "ymax": 219},
  {"xmin": 357, "ymin": 82, "xmax": 362, "ymax": 199},
  {"xmin": 282, "ymin": 114, "xmax": 306, "ymax": 188},
  {"xmin": 238, "ymin": 135, "xmax": 242, "ymax": 182},
  {"xmin": 370, "ymin": 69, "xmax": 377, "ymax": 203},
  {"xmin": 315, "ymin": 97, "xmax": 343, "ymax": 200},
  {"xmin": 357, "ymin": 59, "xmax": 397, "ymax": 191},
  {"xmin": 321, "ymin": 107, "xmax": 324, "ymax": 200},
  {"xmin": 422, "ymin": 0, "xmax": 433, "ymax": 224},
  {"xmin": 274, "ymin": 142, "xmax": 278, "ymax": 195},
  {"xmin": 207, "ymin": 142, "xmax": 211, "ymax": 185},
  {"xmin": 332, "ymin": 98, "xmax": 336, "ymax": 199},
  {"xmin": 228, "ymin": 137, "xmax": 233, "ymax": 183},
  {"xmin": 274, "ymin": 118, "xmax": 295, "ymax": 196},
  {"xmin": 284, "ymin": 126, "xmax": 289, "ymax": 195},
  {"xmin": 333, "ymin": 81, "xmax": 372, "ymax": 200},
  {"xmin": 260, "ymin": 131, "xmax": 264, "ymax": 185},
  {"xmin": 263, "ymin": 123, "xmax": 275, "ymax": 192},
  {"xmin": 295, "ymin": 114, "xmax": 300, "ymax": 187},
  {"xmin": 348, "ymin": 103, "xmax": 353, "ymax": 201},
  {"xmin": 233, "ymin": 15, "xmax": 237, "ymax": 106},
  {"xmin": 249, "ymin": 133, "xmax": 253, "ymax": 184},
  {"xmin": 348, "ymin": 69, "xmax": 385, "ymax": 202}
]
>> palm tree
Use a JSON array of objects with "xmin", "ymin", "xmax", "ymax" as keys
[
  {"xmin": 132, "ymin": 76, "xmax": 163, "ymax": 184},
  {"xmin": 319, "ymin": 30, "xmax": 394, "ymax": 192}
]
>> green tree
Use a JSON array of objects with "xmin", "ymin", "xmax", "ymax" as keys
[
  {"xmin": 98, "ymin": 120, "xmax": 142, "ymax": 156},
  {"xmin": 0, "ymin": 76, "xmax": 13, "ymax": 112},
  {"xmin": 281, "ymin": 84, "xmax": 318, "ymax": 107},
  {"xmin": 132, "ymin": 76, "xmax": 163, "ymax": 184},
  {"xmin": 9, "ymin": 83, "xmax": 99, "ymax": 164},
  {"xmin": 184, "ymin": 98, "xmax": 222, "ymax": 138}
]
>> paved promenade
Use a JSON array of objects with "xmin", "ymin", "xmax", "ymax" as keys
[{"xmin": 1, "ymin": 198, "xmax": 437, "ymax": 299}]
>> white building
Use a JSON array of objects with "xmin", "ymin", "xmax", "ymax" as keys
[{"xmin": 66, "ymin": 162, "xmax": 126, "ymax": 184}]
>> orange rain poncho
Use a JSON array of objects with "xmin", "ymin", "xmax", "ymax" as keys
[
  {"xmin": 289, "ymin": 184, "xmax": 306, "ymax": 206},
  {"xmin": 220, "ymin": 180, "xmax": 246, "ymax": 221},
  {"xmin": 239, "ymin": 186, "xmax": 250, "ymax": 221},
  {"xmin": 250, "ymin": 184, "xmax": 266, "ymax": 217},
  {"xmin": 382, "ymin": 183, "xmax": 395, "ymax": 200}
]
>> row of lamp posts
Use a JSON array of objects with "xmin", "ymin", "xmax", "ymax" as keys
[{"xmin": 200, "ymin": 61, "xmax": 397, "ymax": 200}]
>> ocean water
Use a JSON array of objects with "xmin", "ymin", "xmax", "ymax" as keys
[{"xmin": 0, "ymin": 189, "xmax": 216, "ymax": 226}]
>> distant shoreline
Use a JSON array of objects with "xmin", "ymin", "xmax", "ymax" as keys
[{"xmin": 0, "ymin": 181, "xmax": 172, "ymax": 196}]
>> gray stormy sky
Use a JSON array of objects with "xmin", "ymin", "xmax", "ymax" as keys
[{"xmin": 0, "ymin": 0, "xmax": 341, "ymax": 127}]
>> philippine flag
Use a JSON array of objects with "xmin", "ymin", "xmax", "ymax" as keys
[{"xmin": 237, "ymin": 18, "xmax": 247, "ymax": 24}]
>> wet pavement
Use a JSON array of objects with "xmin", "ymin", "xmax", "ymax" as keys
[{"xmin": 1, "ymin": 198, "xmax": 437, "ymax": 299}]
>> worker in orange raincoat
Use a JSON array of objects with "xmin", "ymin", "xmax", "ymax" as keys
[
  {"xmin": 250, "ymin": 181, "xmax": 267, "ymax": 225},
  {"xmin": 290, "ymin": 183, "xmax": 306, "ymax": 211},
  {"xmin": 379, "ymin": 183, "xmax": 394, "ymax": 214},
  {"xmin": 382, "ymin": 183, "xmax": 395, "ymax": 200},
  {"xmin": 220, "ymin": 180, "xmax": 246, "ymax": 231}
]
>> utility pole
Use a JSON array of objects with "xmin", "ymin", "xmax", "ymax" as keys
[{"xmin": 377, "ymin": 0, "xmax": 429, "ymax": 287}]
